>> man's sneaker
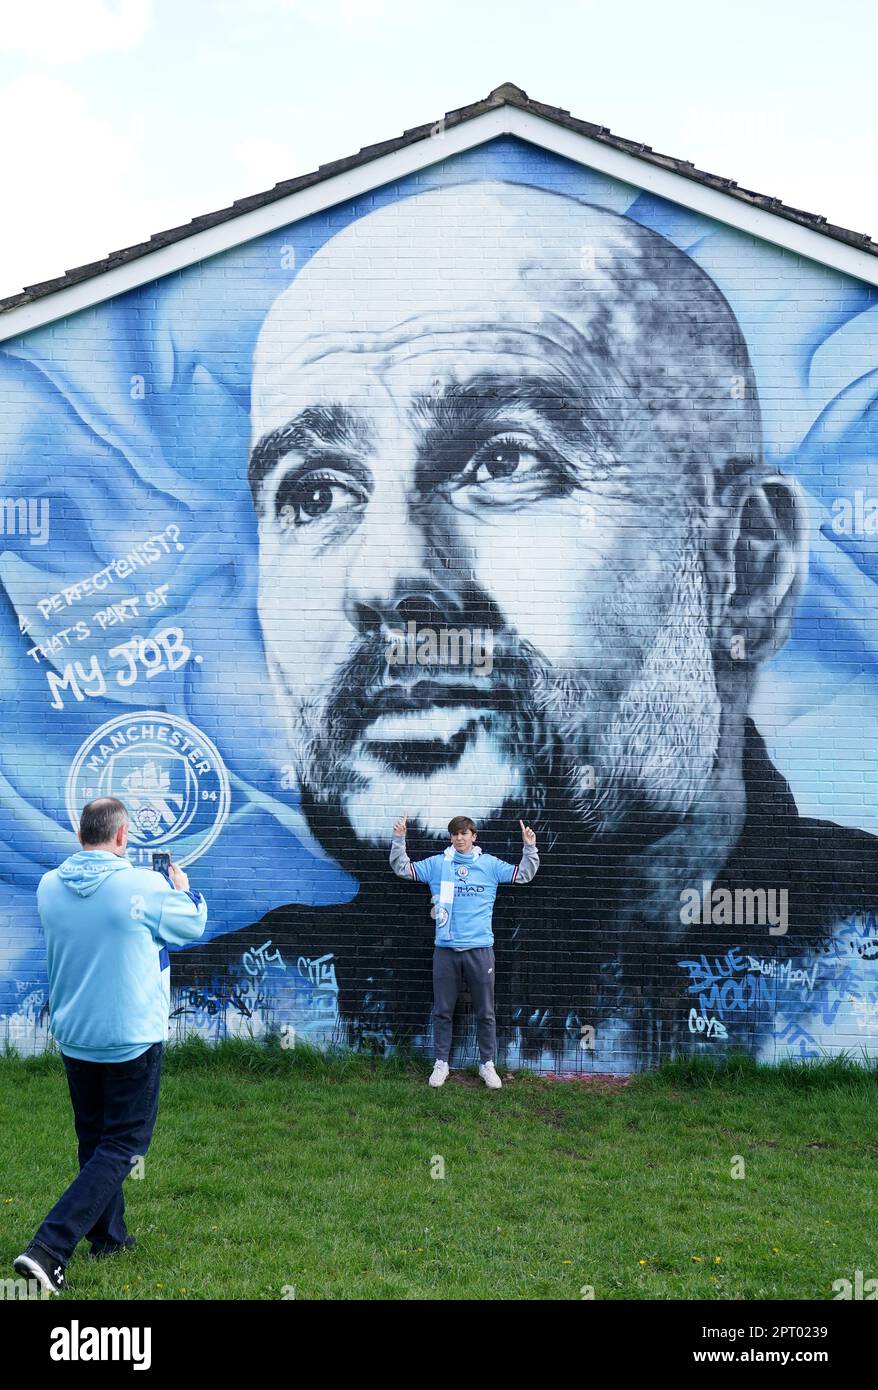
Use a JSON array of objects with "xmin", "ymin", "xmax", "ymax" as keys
[
  {"xmin": 14, "ymin": 1244, "xmax": 66, "ymax": 1294},
  {"xmin": 428, "ymin": 1060, "xmax": 450, "ymax": 1087},
  {"xmin": 479, "ymin": 1061, "xmax": 503, "ymax": 1090}
]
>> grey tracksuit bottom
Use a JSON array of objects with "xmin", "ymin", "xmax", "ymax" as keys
[{"xmin": 432, "ymin": 945, "xmax": 496, "ymax": 1064}]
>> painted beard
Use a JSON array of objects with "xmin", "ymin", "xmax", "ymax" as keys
[
  {"xmin": 266, "ymin": 534, "xmax": 722, "ymax": 849},
  {"xmin": 267, "ymin": 634, "xmax": 552, "ymax": 847}
]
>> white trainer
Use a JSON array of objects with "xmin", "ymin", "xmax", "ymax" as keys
[
  {"xmin": 429, "ymin": 1060, "xmax": 450, "ymax": 1087},
  {"xmin": 479, "ymin": 1061, "xmax": 502, "ymax": 1089}
]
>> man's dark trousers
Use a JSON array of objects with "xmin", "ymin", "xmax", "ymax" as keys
[
  {"xmin": 30, "ymin": 1042, "xmax": 163, "ymax": 1267},
  {"xmin": 432, "ymin": 946, "xmax": 496, "ymax": 1063}
]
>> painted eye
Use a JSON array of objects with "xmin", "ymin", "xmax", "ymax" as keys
[
  {"xmin": 466, "ymin": 434, "xmax": 547, "ymax": 487},
  {"xmin": 476, "ymin": 440, "xmax": 524, "ymax": 480},
  {"xmin": 275, "ymin": 470, "xmax": 364, "ymax": 528}
]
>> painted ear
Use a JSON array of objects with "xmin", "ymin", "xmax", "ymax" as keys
[{"xmin": 714, "ymin": 474, "xmax": 807, "ymax": 666}]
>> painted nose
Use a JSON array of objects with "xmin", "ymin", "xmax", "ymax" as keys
[{"xmin": 346, "ymin": 582, "xmax": 465, "ymax": 638}]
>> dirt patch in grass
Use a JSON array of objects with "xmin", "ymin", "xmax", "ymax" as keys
[{"xmin": 545, "ymin": 1072, "xmax": 632, "ymax": 1088}]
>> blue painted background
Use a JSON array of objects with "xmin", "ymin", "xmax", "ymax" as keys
[{"xmin": 2, "ymin": 134, "xmax": 878, "ymax": 1064}]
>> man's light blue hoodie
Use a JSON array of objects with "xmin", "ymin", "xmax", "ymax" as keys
[{"xmin": 37, "ymin": 850, "xmax": 208, "ymax": 1062}]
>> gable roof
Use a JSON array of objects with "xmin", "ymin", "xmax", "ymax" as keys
[{"xmin": 3, "ymin": 81, "xmax": 877, "ymax": 338}]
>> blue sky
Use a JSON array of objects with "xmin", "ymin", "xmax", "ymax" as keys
[{"xmin": 1, "ymin": 0, "xmax": 876, "ymax": 301}]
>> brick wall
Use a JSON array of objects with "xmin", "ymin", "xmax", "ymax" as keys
[{"xmin": 2, "ymin": 135, "xmax": 878, "ymax": 1071}]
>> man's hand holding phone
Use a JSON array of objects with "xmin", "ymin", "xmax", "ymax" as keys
[
  {"xmin": 168, "ymin": 862, "xmax": 189, "ymax": 892},
  {"xmin": 152, "ymin": 851, "xmax": 190, "ymax": 892}
]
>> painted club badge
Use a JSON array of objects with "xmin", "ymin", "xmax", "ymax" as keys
[{"xmin": 67, "ymin": 711, "xmax": 230, "ymax": 867}]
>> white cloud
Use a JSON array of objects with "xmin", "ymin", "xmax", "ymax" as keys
[
  {"xmin": 0, "ymin": 0, "xmax": 150, "ymax": 66},
  {"xmin": 0, "ymin": 73, "xmax": 178, "ymax": 298}
]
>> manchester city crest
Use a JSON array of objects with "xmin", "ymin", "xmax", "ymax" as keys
[
  {"xmin": 457, "ymin": 865, "xmax": 469, "ymax": 877},
  {"xmin": 67, "ymin": 711, "xmax": 230, "ymax": 867}
]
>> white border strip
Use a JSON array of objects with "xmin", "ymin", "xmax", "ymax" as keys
[
  {"xmin": 521, "ymin": 108, "xmax": 878, "ymax": 285},
  {"xmin": 2, "ymin": 103, "xmax": 877, "ymax": 341}
]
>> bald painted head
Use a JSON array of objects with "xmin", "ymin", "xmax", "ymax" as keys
[{"xmin": 248, "ymin": 180, "xmax": 804, "ymax": 852}]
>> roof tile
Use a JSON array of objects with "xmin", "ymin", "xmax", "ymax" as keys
[{"xmin": 2, "ymin": 82, "xmax": 875, "ymax": 315}]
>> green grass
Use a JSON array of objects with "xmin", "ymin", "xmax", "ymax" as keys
[{"xmin": 1, "ymin": 1039, "xmax": 876, "ymax": 1300}]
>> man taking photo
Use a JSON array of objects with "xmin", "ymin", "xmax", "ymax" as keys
[{"xmin": 13, "ymin": 797, "xmax": 207, "ymax": 1294}]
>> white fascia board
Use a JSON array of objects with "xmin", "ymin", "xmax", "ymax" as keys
[
  {"xmin": 2, "ymin": 102, "xmax": 877, "ymax": 343},
  {"xmin": 0, "ymin": 106, "xmax": 510, "ymax": 342},
  {"xmin": 508, "ymin": 107, "xmax": 878, "ymax": 286}
]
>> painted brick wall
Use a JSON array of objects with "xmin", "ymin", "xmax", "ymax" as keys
[{"xmin": 2, "ymin": 134, "xmax": 878, "ymax": 1071}]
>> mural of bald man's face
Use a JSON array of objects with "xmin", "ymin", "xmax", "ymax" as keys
[{"xmin": 248, "ymin": 182, "xmax": 798, "ymax": 852}]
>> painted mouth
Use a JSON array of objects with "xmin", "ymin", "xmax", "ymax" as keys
[
  {"xmin": 359, "ymin": 679, "xmax": 500, "ymax": 718},
  {"xmin": 361, "ymin": 704, "xmax": 495, "ymax": 775}
]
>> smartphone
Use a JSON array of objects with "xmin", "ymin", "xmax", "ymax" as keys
[{"xmin": 151, "ymin": 852, "xmax": 171, "ymax": 875}]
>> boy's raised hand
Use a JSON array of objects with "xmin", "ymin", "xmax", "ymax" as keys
[
  {"xmin": 393, "ymin": 815, "xmax": 407, "ymax": 837},
  {"xmin": 520, "ymin": 819, "xmax": 536, "ymax": 846}
]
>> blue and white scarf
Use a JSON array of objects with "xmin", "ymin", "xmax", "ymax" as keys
[{"xmin": 435, "ymin": 844, "xmax": 482, "ymax": 942}]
